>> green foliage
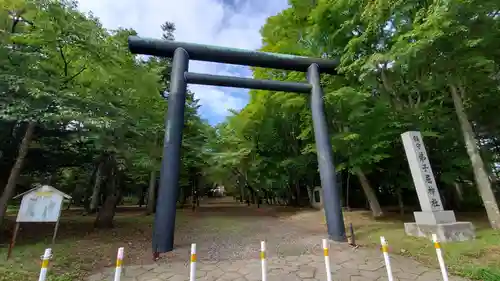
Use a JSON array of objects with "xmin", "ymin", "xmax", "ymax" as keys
[
  {"xmin": 0, "ymin": 0, "xmax": 212, "ymax": 214},
  {"xmin": 206, "ymin": 0, "xmax": 500, "ymax": 215}
]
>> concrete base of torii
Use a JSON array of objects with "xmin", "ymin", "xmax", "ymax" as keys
[{"xmin": 404, "ymin": 211, "xmax": 476, "ymax": 242}]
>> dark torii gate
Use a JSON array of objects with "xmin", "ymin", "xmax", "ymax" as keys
[{"xmin": 128, "ymin": 36, "xmax": 346, "ymax": 257}]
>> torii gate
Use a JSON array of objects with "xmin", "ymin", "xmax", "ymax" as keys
[{"xmin": 128, "ymin": 36, "xmax": 346, "ymax": 257}]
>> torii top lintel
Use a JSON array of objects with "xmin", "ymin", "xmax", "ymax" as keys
[{"xmin": 128, "ymin": 36, "xmax": 339, "ymax": 74}]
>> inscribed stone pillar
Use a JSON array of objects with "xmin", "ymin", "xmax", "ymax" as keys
[{"xmin": 401, "ymin": 131, "xmax": 475, "ymax": 242}]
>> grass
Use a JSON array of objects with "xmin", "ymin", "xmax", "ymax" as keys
[
  {"xmin": 0, "ymin": 211, "xmax": 158, "ymax": 281},
  {"xmin": 343, "ymin": 211, "xmax": 500, "ymax": 281},
  {"xmin": 6, "ymin": 205, "xmax": 20, "ymax": 213},
  {"xmin": 0, "ymin": 242, "xmax": 80, "ymax": 281}
]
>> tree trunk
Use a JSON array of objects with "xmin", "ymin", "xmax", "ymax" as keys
[
  {"xmin": 196, "ymin": 175, "xmax": 202, "ymax": 207},
  {"xmin": 396, "ymin": 187, "xmax": 405, "ymax": 215},
  {"xmin": 239, "ymin": 180, "xmax": 244, "ymax": 203},
  {"xmin": 70, "ymin": 184, "xmax": 85, "ymax": 208},
  {"xmin": 191, "ymin": 180, "xmax": 196, "ymax": 212},
  {"xmin": 94, "ymin": 191, "xmax": 121, "ymax": 228},
  {"xmin": 294, "ymin": 183, "xmax": 301, "ymax": 206},
  {"xmin": 146, "ymin": 170, "xmax": 156, "ymax": 215},
  {"xmin": 306, "ymin": 187, "xmax": 313, "ymax": 207},
  {"xmin": 450, "ymin": 84, "xmax": 500, "ymax": 228},
  {"xmin": 287, "ymin": 186, "xmax": 293, "ymax": 206},
  {"xmin": 46, "ymin": 172, "xmax": 56, "ymax": 185},
  {"xmin": 83, "ymin": 166, "xmax": 98, "ymax": 213},
  {"xmin": 346, "ymin": 173, "xmax": 351, "ymax": 211},
  {"xmin": 95, "ymin": 170, "xmax": 120, "ymax": 228},
  {"xmin": 0, "ymin": 121, "xmax": 36, "ymax": 224},
  {"xmin": 246, "ymin": 189, "xmax": 250, "ymax": 206},
  {"xmin": 454, "ymin": 182, "xmax": 463, "ymax": 210},
  {"xmin": 137, "ymin": 187, "xmax": 146, "ymax": 207},
  {"xmin": 90, "ymin": 160, "xmax": 105, "ymax": 213},
  {"xmin": 180, "ymin": 187, "xmax": 187, "ymax": 207},
  {"xmin": 355, "ymin": 169, "xmax": 383, "ymax": 217}
]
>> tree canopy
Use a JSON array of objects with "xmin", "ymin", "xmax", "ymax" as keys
[
  {"xmin": 0, "ymin": 0, "xmax": 213, "ymax": 226},
  {"xmin": 205, "ymin": 0, "xmax": 500, "ymax": 227}
]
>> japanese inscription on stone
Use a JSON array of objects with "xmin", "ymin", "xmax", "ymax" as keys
[{"xmin": 401, "ymin": 131, "xmax": 443, "ymax": 211}]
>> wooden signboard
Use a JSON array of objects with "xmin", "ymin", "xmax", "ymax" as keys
[{"xmin": 7, "ymin": 185, "xmax": 71, "ymax": 259}]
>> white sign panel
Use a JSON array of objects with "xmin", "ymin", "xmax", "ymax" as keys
[
  {"xmin": 401, "ymin": 131, "xmax": 444, "ymax": 212},
  {"xmin": 16, "ymin": 191, "xmax": 63, "ymax": 222}
]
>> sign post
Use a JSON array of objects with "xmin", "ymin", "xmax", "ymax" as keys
[
  {"xmin": 7, "ymin": 185, "xmax": 71, "ymax": 259},
  {"xmin": 401, "ymin": 131, "xmax": 475, "ymax": 242}
]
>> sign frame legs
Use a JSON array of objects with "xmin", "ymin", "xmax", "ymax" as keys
[{"xmin": 7, "ymin": 222, "xmax": 20, "ymax": 260}]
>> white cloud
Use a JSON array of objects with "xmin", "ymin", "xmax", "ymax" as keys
[
  {"xmin": 77, "ymin": 0, "xmax": 288, "ymax": 123},
  {"xmin": 197, "ymin": 87, "xmax": 246, "ymax": 115}
]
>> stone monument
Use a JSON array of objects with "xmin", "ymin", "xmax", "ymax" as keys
[
  {"xmin": 401, "ymin": 131, "xmax": 475, "ymax": 242},
  {"xmin": 310, "ymin": 186, "xmax": 323, "ymax": 209}
]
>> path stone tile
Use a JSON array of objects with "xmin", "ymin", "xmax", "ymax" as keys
[
  {"xmin": 224, "ymin": 271, "xmax": 244, "ymax": 278},
  {"xmin": 137, "ymin": 272, "xmax": 161, "ymax": 281},
  {"xmin": 125, "ymin": 266, "xmax": 153, "ymax": 278},
  {"xmin": 340, "ymin": 260, "xmax": 362, "ymax": 270},
  {"xmin": 268, "ymin": 273, "xmax": 301, "ymax": 281},
  {"xmin": 415, "ymin": 271, "xmax": 445, "ymax": 281},
  {"xmin": 156, "ymin": 272, "xmax": 175, "ymax": 279},
  {"xmin": 396, "ymin": 271, "xmax": 419, "ymax": 279},
  {"xmin": 296, "ymin": 265, "xmax": 316, "ymax": 278},
  {"xmin": 358, "ymin": 261, "xmax": 385, "ymax": 271},
  {"xmin": 206, "ymin": 268, "xmax": 225, "ymax": 279},
  {"xmin": 142, "ymin": 264, "xmax": 159, "ymax": 271},
  {"xmin": 237, "ymin": 263, "xmax": 260, "ymax": 275},
  {"xmin": 359, "ymin": 269, "xmax": 384, "ymax": 279},
  {"xmin": 352, "ymin": 276, "xmax": 372, "ymax": 281},
  {"xmin": 199, "ymin": 264, "xmax": 218, "ymax": 271},
  {"xmin": 167, "ymin": 274, "xmax": 186, "ymax": 281},
  {"xmin": 244, "ymin": 271, "xmax": 261, "ymax": 281}
]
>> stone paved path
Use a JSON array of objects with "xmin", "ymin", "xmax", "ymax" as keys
[
  {"xmin": 88, "ymin": 243, "xmax": 467, "ymax": 281},
  {"xmin": 86, "ymin": 198, "xmax": 468, "ymax": 281}
]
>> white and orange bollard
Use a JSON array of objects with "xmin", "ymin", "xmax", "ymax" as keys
[
  {"xmin": 380, "ymin": 237, "xmax": 394, "ymax": 281},
  {"xmin": 113, "ymin": 247, "xmax": 125, "ymax": 281},
  {"xmin": 260, "ymin": 241, "xmax": 267, "ymax": 281},
  {"xmin": 190, "ymin": 243, "xmax": 197, "ymax": 281},
  {"xmin": 322, "ymin": 239, "xmax": 332, "ymax": 281},
  {"xmin": 432, "ymin": 234, "xmax": 449, "ymax": 281},
  {"xmin": 38, "ymin": 248, "xmax": 52, "ymax": 281}
]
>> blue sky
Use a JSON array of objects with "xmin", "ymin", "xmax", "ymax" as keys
[{"xmin": 77, "ymin": 0, "xmax": 289, "ymax": 125}]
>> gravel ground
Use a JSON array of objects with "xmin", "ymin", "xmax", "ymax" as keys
[{"xmin": 156, "ymin": 198, "xmax": 327, "ymax": 264}]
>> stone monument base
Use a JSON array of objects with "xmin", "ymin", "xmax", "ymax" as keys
[
  {"xmin": 414, "ymin": 210, "xmax": 456, "ymax": 224},
  {"xmin": 404, "ymin": 221, "xmax": 476, "ymax": 242}
]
